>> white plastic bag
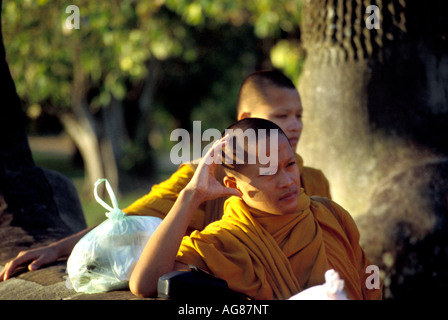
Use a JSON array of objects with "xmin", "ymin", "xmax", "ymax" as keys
[
  {"xmin": 288, "ymin": 269, "xmax": 349, "ymax": 300},
  {"xmin": 67, "ymin": 179, "xmax": 162, "ymax": 293}
]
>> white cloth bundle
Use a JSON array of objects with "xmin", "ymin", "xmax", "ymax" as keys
[{"xmin": 288, "ymin": 269, "xmax": 349, "ymax": 300}]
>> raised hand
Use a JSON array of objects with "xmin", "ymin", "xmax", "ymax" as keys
[{"xmin": 185, "ymin": 134, "xmax": 242, "ymax": 204}]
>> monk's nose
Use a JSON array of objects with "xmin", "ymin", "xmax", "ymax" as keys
[
  {"xmin": 277, "ymin": 170, "xmax": 294, "ymax": 188},
  {"xmin": 289, "ymin": 116, "xmax": 302, "ymax": 132}
]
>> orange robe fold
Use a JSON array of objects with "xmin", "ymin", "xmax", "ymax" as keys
[
  {"xmin": 123, "ymin": 153, "xmax": 331, "ymax": 232},
  {"xmin": 176, "ymin": 192, "xmax": 382, "ymax": 300}
]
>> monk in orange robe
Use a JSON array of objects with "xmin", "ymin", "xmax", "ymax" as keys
[
  {"xmin": 130, "ymin": 118, "xmax": 382, "ymax": 300},
  {"xmin": 123, "ymin": 70, "xmax": 330, "ymax": 232},
  {"xmin": 0, "ymin": 70, "xmax": 331, "ymax": 282}
]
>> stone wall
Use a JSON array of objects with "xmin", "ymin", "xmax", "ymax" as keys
[{"xmin": 0, "ymin": 261, "xmax": 143, "ymax": 300}]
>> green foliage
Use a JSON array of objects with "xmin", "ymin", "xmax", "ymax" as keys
[
  {"xmin": 164, "ymin": 0, "xmax": 303, "ymax": 38},
  {"xmin": 3, "ymin": 0, "xmax": 189, "ymax": 112},
  {"xmin": 154, "ymin": 21, "xmax": 262, "ymax": 134},
  {"xmin": 4, "ymin": 0, "xmax": 304, "ymax": 117},
  {"xmin": 270, "ymin": 39, "xmax": 305, "ymax": 86}
]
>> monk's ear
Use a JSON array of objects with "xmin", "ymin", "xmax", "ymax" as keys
[
  {"xmin": 223, "ymin": 176, "xmax": 238, "ymax": 190},
  {"xmin": 237, "ymin": 111, "xmax": 251, "ymax": 121}
]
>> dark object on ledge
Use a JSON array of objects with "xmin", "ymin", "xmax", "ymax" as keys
[{"xmin": 158, "ymin": 265, "xmax": 251, "ymax": 300}]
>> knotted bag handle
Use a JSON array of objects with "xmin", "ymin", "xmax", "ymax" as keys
[{"xmin": 94, "ymin": 179, "xmax": 125, "ymax": 219}]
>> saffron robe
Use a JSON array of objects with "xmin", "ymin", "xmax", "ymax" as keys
[
  {"xmin": 176, "ymin": 191, "xmax": 382, "ymax": 300},
  {"xmin": 123, "ymin": 154, "xmax": 331, "ymax": 233}
]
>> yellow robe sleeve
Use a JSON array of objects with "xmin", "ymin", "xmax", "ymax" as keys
[
  {"xmin": 295, "ymin": 154, "xmax": 331, "ymax": 199},
  {"xmin": 301, "ymin": 167, "xmax": 331, "ymax": 199},
  {"xmin": 122, "ymin": 164, "xmax": 206, "ymax": 233},
  {"xmin": 310, "ymin": 198, "xmax": 383, "ymax": 300}
]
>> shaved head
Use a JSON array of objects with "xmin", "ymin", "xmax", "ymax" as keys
[
  {"xmin": 236, "ymin": 70, "xmax": 303, "ymax": 150},
  {"xmin": 221, "ymin": 118, "xmax": 301, "ymax": 216},
  {"xmin": 221, "ymin": 118, "xmax": 289, "ymax": 176},
  {"xmin": 237, "ymin": 70, "xmax": 297, "ymax": 115}
]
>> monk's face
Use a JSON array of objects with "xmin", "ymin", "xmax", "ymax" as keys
[
  {"xmin": 231, "ymin": 135, "xmax": 301, "ymax": 216},
  {"xmin": 239, "ymin": 86, "xmax": 303, "ymax": 150}
]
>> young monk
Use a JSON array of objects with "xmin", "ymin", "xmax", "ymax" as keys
[
  {"xmin": 129, "ymin": 118, "xmax": 381, "ymax": 300},
  {"xmin": 0, "ymin": 70, "xmax": 330, "ymax": 281},
  {"xmin": 123, "ymin": 70, "xmax": 330, "ymax": 231}
]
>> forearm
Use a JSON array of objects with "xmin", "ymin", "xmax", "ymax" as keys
[
  {"xmin": 52, "ymin": 226, "xmax": 95, "ymax": 258},
  {"xmin": 129, "ymin": 188, "xmax": 201, "ymax": 298},
  {"xmin": 129, "ymin": 135, "xmax": 239, "ymax": 298}
]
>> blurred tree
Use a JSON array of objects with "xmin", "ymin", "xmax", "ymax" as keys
[
  {"xmin": 0, "ymin": 0, "xmax": 87, "ymax": 244},
  {"xmin": 2, "ymin": 0, "xmax": 305, "ymax": 197},
  {"xmin": 2, "ymin": 1, "xmax": 189, "ymax": 196},
  {"xmin": 151, "ymin": 0, "xmax": 306, "ymax": 134},
  {"xmin": 163, "ymin": 0, "xmax": 305, "ymax": 82}
]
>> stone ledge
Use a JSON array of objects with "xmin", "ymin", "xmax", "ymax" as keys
[{"xmin": 0, "ymin": 261, "xmax": 152, "ymax": 300}]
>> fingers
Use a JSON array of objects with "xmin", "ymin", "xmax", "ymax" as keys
[
  {"xmin": 28, "ymin": 257, "xmax": 43, "ymax": 271},
  {"xmin": 1, "ymin": 253, "xmax": 28, "ymax": 281},
  {"xmin": 0, "ymin": 250, "xmax": 43, "ymax": 281},
  {"xmin": 203, "ymin": 134, "xmax": 229, "ymax": 166},
  {"xmin": 0, "ymin": 266, "xmax": 5, "ymax": 282}
]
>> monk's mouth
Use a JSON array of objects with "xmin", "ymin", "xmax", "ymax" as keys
[
  {"xmin": 288, "ymin": 138, "xmax": 298, "ymax": 146},
  {"xmin": 279, "ymin": 190, "xmax": 297, "ymax": 201}
]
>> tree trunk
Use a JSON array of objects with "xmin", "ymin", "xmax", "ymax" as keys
[
  {"xmin": 136, "ymin": 59, "xmax": 160, "ymax": 145},
  {"xmin": 298, "ymin": 0, "xmax": 448, "ymax": 299},
  {"xmin": 60, "ymin": 60, "xmax": 160, "ymax": 198},
  {"xmin": 59, "ymin": 111, "xmax": 105, "ymax": 197},
  {"xmin": 101, "ymin": 96, "xmax": 128, "ymax": 195},
  {"xmin": 63, "ymin": 45, "xmax": 128, "ymax": 198},
  {"xmin": 60, "ymin": 97, "xmax": 131, "ymax": 199},
  {"xmin": 0, "ymin": 0, "xmax": 86, "ymax": 249},
  {"xmin": 114, "ymin": 59, "xmax": 160, "ymax": 192}
]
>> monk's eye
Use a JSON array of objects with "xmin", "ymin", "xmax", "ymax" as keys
[
  {"xmin": 287, "ymin": 162, "xmax": 297, "ymax": 168},
  {"xmin": 275, "ymin": 114, "xmax": 287, "ymax": 119}
]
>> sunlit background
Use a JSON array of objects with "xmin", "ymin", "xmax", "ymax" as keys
[
  {"xmin": 3, "ymin": 0, "xmax": 448, "ymax": 300},
  {"xmin": 3, "ymin": 0, "xmax": 305, "ymax": 226}
]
